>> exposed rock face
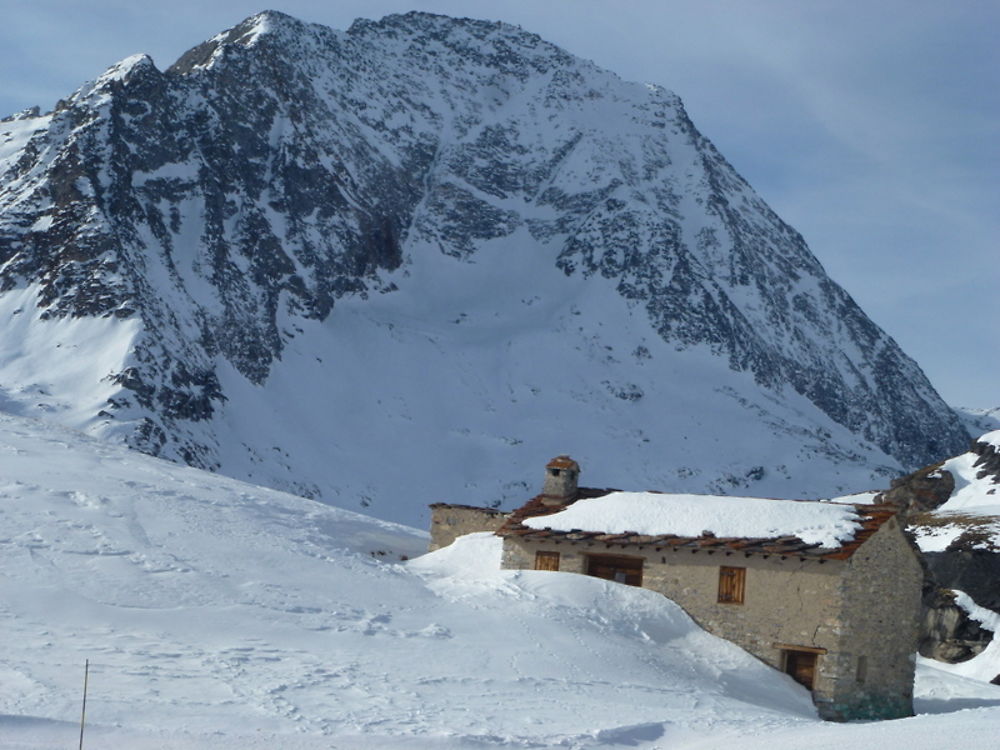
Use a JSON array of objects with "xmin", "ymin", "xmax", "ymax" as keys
[
  {"xmin": 924, "ymin": 553, "xmax": 1000, "ymax": 612},
  {"xmin": 971, "ymin": 438, "xmax": 1000, "ymax": 483},
  {"xmin": 920, "ymin": 588, "xmax": 993, "ymax": 663},
  {"xmin": 880, "ymin": 463, "xmax": 957, "ymax": 518},
  {"xmin": 0, "ymin": 11, "xmax": 971, "ymax": 521}
]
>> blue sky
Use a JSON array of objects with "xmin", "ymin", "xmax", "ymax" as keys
[{"xmin": 2, "ymin": 0, "xmax": 997, "ymax": 409}]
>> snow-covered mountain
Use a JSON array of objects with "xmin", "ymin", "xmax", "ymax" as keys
[
  {"xmin": 955, "ymin": 407, "xmax": 1000, "ymax": 438},
  {"xmin": 2, "ymin": 410, "xmax": 999, "ymax": 749},
  {"xmin": 0, "ymin": 11, "xmax": 969, "ymax": 525}
]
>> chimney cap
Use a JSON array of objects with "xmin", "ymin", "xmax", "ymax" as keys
[{"xmin": 546, "ymin": 455, "xmax": 580, "ymax": 472}]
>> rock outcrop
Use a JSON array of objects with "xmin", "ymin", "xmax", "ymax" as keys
[
  {"xmin": 919, "ymin": 588, "xmax": 993, "ymax": 663},
  {"xmin": 881, "ymin": 463, "xmax": 957, "ymax": 518}
]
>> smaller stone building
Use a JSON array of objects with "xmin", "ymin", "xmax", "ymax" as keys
[
  {"xmin": 434, "ymin": 456, "xmax": 925, "ymax": 722},
  {"xmin": 428, "ymin": 503, "xmax": 510, "ymax": 551}
]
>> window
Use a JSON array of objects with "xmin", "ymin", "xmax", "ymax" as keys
[
  {"xmin": 717, "ymin": 566, "xmax": 746, "ymax": 604},
  {"xmin": 586, "ymin": 555, "xmax": 643, "ymax": 586},
  {"xmin": 535, "ymin": 551, "xmax": 560, "ymax": 571},
  {"xmin": 856, "ymin": 655, "xmax": 867, "ymax": 684}
]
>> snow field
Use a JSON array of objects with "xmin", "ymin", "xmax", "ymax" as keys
[
  {"xmin": 0, "ymin": 412, "xmax": 812, "ymax": 747},
  {"xmin": 0, "ymin": 411, "xmax": 999, "ymax": 748}
]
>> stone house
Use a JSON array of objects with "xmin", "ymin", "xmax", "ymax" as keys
[
  {"xmin": 428, "ymin": 503, "xmax": 509, "ymax": 551},
  {"xmin": 430, "ymin": 456, "xmax": 925, "ymax": 722}
]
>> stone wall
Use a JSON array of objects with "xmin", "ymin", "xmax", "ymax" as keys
[
  {"xmin": 429, "ymin": 504, "xmax": 509, "ymax": 551},
  {"xmin": 502, "ymin": 538, "xmax": 844, "ymax": 678},
  {"xmin": 830, "ymin": 516, "xmax": 923, "ymax": 720},
  {"xmin": 502, "ymin": 520, "xmax": 923, "ymax": 721}
]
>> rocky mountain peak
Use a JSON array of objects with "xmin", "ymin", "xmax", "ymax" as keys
[{"xmin": 168, "ymin": 10, "xmax": 306, "ymax": 75}]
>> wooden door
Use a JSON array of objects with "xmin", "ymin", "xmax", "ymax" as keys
[
  {"xmin": 784, "ymin": 650, "xmax": 817, "ymax": 690},
  {"xmin": 586, "ymin": 555, "xmax": 643, "ymax": 586}
]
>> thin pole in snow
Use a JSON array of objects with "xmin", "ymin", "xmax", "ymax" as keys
[{"xmin": 78, "ymin": 659, "xmax": 89, "ymax": 750}]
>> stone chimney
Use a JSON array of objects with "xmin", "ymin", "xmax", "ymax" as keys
[{"xmin": 541, "ymin": 455, "xmax": 580, "ymax": 505}]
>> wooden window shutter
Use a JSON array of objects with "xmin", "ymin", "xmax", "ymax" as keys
[
  {"xmin": 535, "ymin": 551, "xmax": 560, "ymax": 571},
  {"xmin": 717, "ymin": 566, "xmax": 746, "ymax": 604}
]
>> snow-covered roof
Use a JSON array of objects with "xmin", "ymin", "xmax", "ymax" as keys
[
  {"xmin": 499, "ymin": 486, "xmax": 901, "ymax": 559},
  {"xmin": 522, "ymin": 491, "xmax": 862, "ymax": 548}
]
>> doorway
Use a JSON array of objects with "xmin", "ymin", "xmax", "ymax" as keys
[
  {"xmin": 783, "ymin": 649, "xmax": 818, "ymax": 690},
  {"xmin": 586, "ymin": 554, "xmax": 643, "ymax": 586}
]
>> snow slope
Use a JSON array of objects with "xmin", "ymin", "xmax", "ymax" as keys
[
  {"xmin": 1, "ymin": 410, "xmax": 1000, "ymax": 749},
  {"xmin": 0, "ymin": 227, "xmax": 914, "ymax": 530},
  {"xmin": 0, "ymin": 410, "xmax": 814, "ymax": 747}
]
